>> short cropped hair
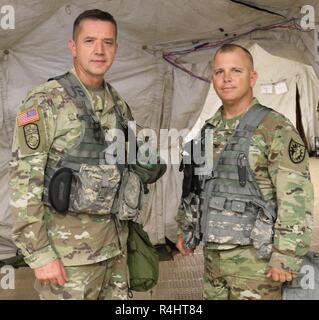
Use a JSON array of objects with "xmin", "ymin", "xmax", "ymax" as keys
[
  {"xmin": 73, "ymin": 9, "xmax": 117, "ymax": 39},
  {"xmin": 212, "ymin": 44, "xmax": 254, "ymax": 69}
]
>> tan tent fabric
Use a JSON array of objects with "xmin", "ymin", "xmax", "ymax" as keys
[{"xmin": 0, "ymin": 0, "xmax": 318, "ymax": 254}]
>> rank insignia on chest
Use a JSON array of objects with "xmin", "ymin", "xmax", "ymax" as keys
[
  {"xmin": 289, "ymin": 138, "xmax": 306, "ymax": 164},
  {"xmin": 23, "ymin": 123, "xmax": 40, "ymax": 150},
  {"xmin": 17, "ymin": 108, "xmax": 40, "ymax": 127}
]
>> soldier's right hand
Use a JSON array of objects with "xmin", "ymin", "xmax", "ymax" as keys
[
  {"xmin": 34, "ymin": 259, "xmax": 68, "ymax": 286},
  {"xmin": 176, "ymin": 234, "xmax": 194, "ymax": 256}
]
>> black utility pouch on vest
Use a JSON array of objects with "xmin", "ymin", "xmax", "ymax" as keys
[{"xmin": 48, "ymin": 167, "xmax": 73, "ymax": 214}]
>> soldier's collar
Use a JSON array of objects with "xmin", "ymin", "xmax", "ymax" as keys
[
  {"xmin": 204, "ymin": 98, "xmax": 260, "ymax": 129},
  {"xmin": 220, "ymin": 97, "xmax": 260, "ymax": 122},
  {"xmin": 205, "ymin": 107, "xmax": 223, "ymax": 129},
  {"xmin": 70, "ymin": 68, "xmax": 111, "ymax": 112}
]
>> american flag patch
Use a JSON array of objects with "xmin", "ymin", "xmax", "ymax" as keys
[{"xmin": 17, "ymin": 108, "xmax": 40, "ymax": 127}]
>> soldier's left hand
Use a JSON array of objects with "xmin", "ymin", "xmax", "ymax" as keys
[{"xmin": 266, "ymin": 267, "xmax": 298, "ymax": 282}]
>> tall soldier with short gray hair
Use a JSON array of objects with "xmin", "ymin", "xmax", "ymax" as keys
[
  {"xmin": 9, "ymin": 9, "xmax": 163, "ymax": 300},
  {"xmin": 176, "ymin": 44, "xmax": 313, "ymax": 300}
]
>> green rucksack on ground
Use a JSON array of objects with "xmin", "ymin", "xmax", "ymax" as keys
[{"xmin": 127, "ymin": 221, "xmax": 159, "ymax": 292}]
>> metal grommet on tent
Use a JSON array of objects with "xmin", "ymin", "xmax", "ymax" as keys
[{"xmin": 3, "ymin": 49, "xmax": 9, "ymax": 55}]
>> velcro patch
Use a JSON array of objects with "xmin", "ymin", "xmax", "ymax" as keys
[
  {"xmin": 23, "ymin": 123, "xmax": 40, "ymax": 150},
  {"xmin": 17, "ymin": 108, "xmax": 39, "ymax": 127},
  {"xmin": 289, "ymin": 138, "xmax": 306, "ymax": 164}
]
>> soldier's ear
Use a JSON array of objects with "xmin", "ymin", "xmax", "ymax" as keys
[
  {"xmin": 68, "ymin": 39, "xmax": 77, "ymax": 58},
  {"xmin": 250, "ymin": 70, "xmax": 258, "ymax": 88}
]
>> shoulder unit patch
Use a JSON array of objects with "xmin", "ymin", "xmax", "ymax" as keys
[
  {"xmin": 288, "ymin": 138, "xmax": 306, "ymax": 164},
  {"xmin": 23, "ymin": 123, "xmax": 40, "ymax": 150}
]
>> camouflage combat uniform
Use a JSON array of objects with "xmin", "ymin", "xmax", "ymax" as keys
[
  {"xmin": 9, "ymin": 69, "xmax": 133, "ymax": 300},
  {"xmin": 177, "ymin": 99, "xmax": 313, "ymax": 300}
]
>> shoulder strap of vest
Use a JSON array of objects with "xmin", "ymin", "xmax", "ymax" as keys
[
  {"xmin": 222, "ymin": 103, "xmax": 271, "ymax": 158},
  {"xmin": 49, "ymin": 72, "xmax": 93, "ymax": 116},
  {"xmin": 55, "ymin": 74, "xmax": 127, "ymax": 171},
  {"xmin": 50, "ymin": 73, "xmax": 128, "ymax": 138},
  {"xmin": 106, "ymin": 82, "xmax": 128, "ymax": 141},
  {"xmin": 236, "ymin": 103, "xmax": 271, "ymax": 132}
]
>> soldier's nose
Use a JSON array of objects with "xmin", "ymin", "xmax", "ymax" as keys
[
  {"xmin": 223, "ymin": 73, "xmax": 232, "ymax": 82},
  {"xmin": 94, "ymin": 42, "xmax": 104, "ymax": 55}
]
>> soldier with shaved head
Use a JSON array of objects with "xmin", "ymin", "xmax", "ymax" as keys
[{"xmin": 176, "ymin": 44, "xmax": 313, "ymax": 300}]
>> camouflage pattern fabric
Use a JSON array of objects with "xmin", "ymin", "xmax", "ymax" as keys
[
  {"xmin": 203, "ymin": 246, "xmax": 282, "ymax": 300},
  {"xmin": 199, "ymin": 105, "xmax": 274, "ymax": 258},
  {"xmin": 9, "ymin": 69, "xmax": 133, "ymax": 270},
  {"xmin": 34, "ymin": 252, "xmax": 128, "ymax": 300},
  {"xmin": 177, "ymin": 98, "xmax": 313, "ymax": 299},
  {"xmin": 175, "ymin": 192, "xmax": 201, "ymax": 250},
  {"xmin": 70, "ymin": 164, "xmax": 121, "ymax": 215},
  {"xmin": 204, "ymin": 99, "xmax": 313, "ymax": 273},
  {"xmin": 129, "ymin": 156, "xmax": 167, "ymax": 185},
  {"xmin": 116, "ymin": 169, "xmax": 143, "ymax": 220}
]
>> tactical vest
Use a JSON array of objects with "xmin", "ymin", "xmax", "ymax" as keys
[
  {"xmin": 43, "ymin": 72, "xmax": 127, "ymax": 215},
  {"xmin": 200, "ymin": 104, "xmax": 277, "ymax": 259}
]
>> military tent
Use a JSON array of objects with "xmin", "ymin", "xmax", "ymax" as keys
[{"xmin": 0, "ymin": 0, "xmax": 318, "ymax": 260}]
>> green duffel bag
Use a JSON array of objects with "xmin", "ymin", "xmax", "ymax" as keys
[{"xmin": 127, "ymin": 221, "xmax": 159, "ymax": 292}]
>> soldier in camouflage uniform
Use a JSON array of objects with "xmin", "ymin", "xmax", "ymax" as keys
[
  {"xmin": 176, "ymin": 44, "xmax": 313, "ymax": 300},
  {"xmin": 9, "ymin": 10, "xmax": 135, "ymax": 300}
]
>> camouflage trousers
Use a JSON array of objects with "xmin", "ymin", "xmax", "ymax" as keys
[
  {"xmin": 203, "ymin": 245, "xmax": 282, "ymax": 300},
  {"xmin": 34, "ymin": 253, "xmax": 128, "ymax": 300}
]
